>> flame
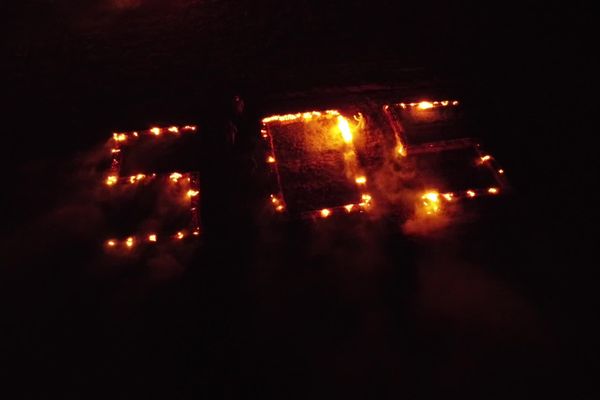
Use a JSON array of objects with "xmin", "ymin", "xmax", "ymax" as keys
[
  {"xmin": 113, "ymin": 133, "xmax": 127, "ymax": 142},
  {"xmin": 168, "ymin": 126, "xmax": 179, "ymax": 133},
  {"xmin": 148, "ymin": 234, "xmax": 157, "ymax": 242},
  {"xmin": 267, "ymin": 156, "xmax": 276, "ymax": 163},
  {"xmin": 337, "ymin": 116, "xmax": 353, "ymax": 144},
  {"xmin": 479, "ymin": 155, "xmax": 491, "ymax": 163},
  {"xmin": 360, "ymin": 194, "xmax": 373, "ymax": 207},
  {"xmin": 320, "ymin": 209, "xmax": 331, "ymax": 218},
  {"xmin": 498, "ymin": 169, "xmax": 505, "ymax": 174},
  {"xmin": 193, "ymin": 230, "xmax": 200, "ymax": 236},
  {"xmin": 111, "ymin": 148, "xmax": 121, "ymax": 154},
  {"xmin": 176, "ymin": 232, "xmax": 184, "ymax": 240},
  {"xmin": 441, "ymin": 101, "xmax": 449, "ymax": 106},
  {"xmin": 488, "ymin": 187, "xmax": 499, "ymax": 194},
  {"xmin": 169, "ymin": 172, "xmax": 183, "ymax": 182},
  {"xmin": 417, "ymin": 101, "xmax": 434, "ymax": 110},
  {"xmin": 442, "ymin": 193, "xmax": 454, "ymax": 201},
  {"xmin": 262, "ymin": 110, "xmax": 337, "ymax": 124},
  {"xmin": 183, "ymin": 125, "xmax": 197, "ymax": 131},
  {"xmin": 355, "ymin": 176, "xmax": 367, "ymax": 185},
  {"xmin": 150, "ymin": 127, "xmax": 162, "ymax": 136},
  {"xmin": 107, "ymin": 240, "xmax": 116, "ymax": 247},
  {"xmin": 275, "ymin": 205, "xmax": 285, "ymax": 212},
  {"xmin": 421, "ymin": 191, "xmax": 441, "ymax": 215},
  {"xmin": 396, "ymin": 143, "xmax": 407, "ymax": 157},
  {"xmin": 133, "ymin": 131, "xmax": 139, "ymax": 137},
  {"xmin": 187, "ymin": 189, "xmax": 200, "ymax": 198},
  {"xmin": 126, "ymin": 237, "xmax": 134, "ymax": 248},
  {"xmin": 344, "ymin": 204, "xmax": 354, "ymax": 212},
  {"xmin": 106, "ymin": 175, "xmax": 118, "ymax": 186},
  {"xmin": 452, "ymin": 101, "xmax": 459, "ymax": 105},
  {"xmin": 466, "ymin": 190, "xmax": 476, "ymax": 198}
]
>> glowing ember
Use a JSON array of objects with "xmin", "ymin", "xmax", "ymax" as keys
[
  {"xmin": 193, "ymin": 230, "xmax": 200, "ymax": 236},
  {"xmin": 355, "ymin": 176, "xmax": 367, "ymax": 184},
  {"xmin": 275, "ymin": 205, "xmax": 285, "ymax": 212},
  {"xmin": 344, "ymin": 204, "xmax": 354, "ymax": 212},
  {"xmin": 107, "ymin": 240, "xmax": 116, "ymax": 247},
  {"xmin": 396, "ymin": 143, "xmax": 407, "ymax": 157},
  {"xmin": 106, "ymin": 175, "xmax": 118, "ymax": 186},
  {"xmin": 183, "ymin": 125, "xmax": 197, "ymax": 131},
  {"xmin": 421, "ymin": 191, "xmax": 441, "ymax": 215},
  {"xmin": 441, "ymin": 101, "xmax": 449, "ymax": 106},
  {"xmin": 361, "ymin": 194, "xmax": 372, "ymax": 205},
  {"xmin": 150, "ymin": 127, "xmax": 162, "ymax": 136},
  {"xmin": 337, "ymin": 116, "xmax": 353, "ymax": 144},
  {"xmin": 113, "ymin": 133, "xmax": 127, "ymax": 142},
  {"xmin": 133, "ymin": 131, "xmax": 139, "ymax": 137},
  {"xmin": 480, "ymin": 155, "xmax": 491, "ymax": 163},
  {"xmin": 187, "ymin": 189, "xmax": 200, "ymax": 198},
  {"xmin": 498, "ymin": 169, "xmax": 505, "ymax": 174},
  {"xmin": 111, "ymin": 148, "xmax": 121, "ymax": 154},
  {"xmin": 320, "ymin": 209, "xmax": 331, "ymax": 218},
  {"xmin": 148, "ymin": 234, "xmax": 157, "ymax": 242},
  {"xmin": 126, "ymin": 237, "xmax": 134, "ymax": 248},
  {"xmin": 488, "ymin": 187, "xmax": 499, "ymax": 194},
  {"xmin": 176, "ymin": 232, "xmax": 184, "ymax": 240},
  {"xmin": 452, "ymin": 101, "xmax": 459, "ymax": 105},
  {"xmin": 442, "ymin": 193, "xmax": 454, "ymax": 201},
  {"xmin": 467, "ymin": 190, "xmax": 476, "ymax": 198},
  {"xmin": 267, "ymin": 156, "xmax": 276, "ymax": 163},
  {"xmin": 417, "ymin": 101, "xmax": 434, "ymax": 110},
  {"xmin": 168, "ymin": 126, "xmax": 179, "ymax": 133},
  {"xmin": 169, "ymin": 172, "xmax": 183, "ymax": 182}
]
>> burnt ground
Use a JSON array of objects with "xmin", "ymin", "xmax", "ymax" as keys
[{"xmin": 1, "ymin": 1, "xmax": 597, "ymax": 399}]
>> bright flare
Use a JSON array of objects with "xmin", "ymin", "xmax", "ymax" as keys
[
  {"xmin": 106, "ymin": 176, "xmax": 118, "ymax": 186},
  {"xmin": 355, "ymin": 176, "xmax": 367, "ymax": 184},
  {"xmin": 187, "ymin": 190, "xmax": 200, "ymax": 198},
  {"xmin": 421, "ymin": 191, "xmax": 441, "ymax": 215},
  {"xmin": 107, "ymin": 240, "xmax": 116, "ymax": 247},
  {"xmin": 170, "ymin": 172, "xmax": 183, "ymax": 182},
  {"xmin": 320, "ymin": 209, "xmax": 331, "ymax": 218},
  {"xmin": 417, "ymin": 101, "xmax": 434, "ymax": 110},
  {"xmin": 267, "ymin": 156, "xmax": 276, "ymax": 163},
  {"xmin": 148, "ymin": 234, "xmax": 157, "ymax": 242},
  {"xmin": 467, "ymin": 190, "xmax": 476, "ymax": 198},
  {"xmin": 168, "ymin": 126, "xmax": 179, "ymax": 133},
  {"xmin": 150, "ymin": 127, "xmax": 162, "ymax": 136},
  {"xmin": 126, "ymin": 237, "xmax": 134, "ymax": 248},
  {"xmin": 176, "ymin": 232, "xmax": 184, "ymax": 240},
  {"xmin": 488, "ymin": 187, "xmax": 499, "ymax": 194},
  {"xmin": 337, "ymin": 116, "xmax": 353, "ymax": 144}
]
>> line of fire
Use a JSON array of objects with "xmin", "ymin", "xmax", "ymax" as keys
[{"xmin": 102, "ymin": 98, "xmax": 507, "ymax": 251}]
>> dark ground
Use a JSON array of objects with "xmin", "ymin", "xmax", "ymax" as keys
[{"xmin": 1, "ymin": 1, "xmax": 597, "ymax": 398}]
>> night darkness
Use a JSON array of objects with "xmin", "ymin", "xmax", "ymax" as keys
[{"xmin": 1, "ymin": 1, "xmax": 596, "ymax": 399}]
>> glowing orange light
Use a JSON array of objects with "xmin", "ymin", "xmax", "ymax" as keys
[
  {"xmin": 488, "ymin": 187, "xmax": 499, "ymax": 194},
  {"xmin": 111, "ymin": 148, "xmax": 121, "ymax": 154},
  {"xmin": 480, "ymin": 155, "xmax": 491, "ymax": 163},
  {"xmin": 187, "ymin": 189, "xmax": 200, "ymax": 198},
  {"xmin": 467, "ymin": 190, "xmax": 476, "ymax": 198},
  {"xmin": 442, "ymin": 193, "xmax": 454, "ymax": 201},
  {"xmin": 441, "ymin": 101, "xmax": 449, "ymax": 106},
  {"xmin": 344, "ymin": 204, "xmax": 354, "ymax": 212},
  {"xmin": 176, "ymin": 232, "xmax": 184, "ymax": 240},
  {"xmin": 396, "ymin": 143, "xmax": 407, "ymax": 157},
  {"xmin": 126, "ymin": 237, "xmax": 134, "ymax": 248},
  {"xmin": 133, "ymin": 131, "xmax": 139, "ymax": 137},
  {"xmin": 168, "ymin": 126, "xmax": 179, "ymax": 133},
  {"xmin": 107, "ymin": 240, "xmax": 116, "ymax": 247},
  {"xmin": 148, "ymin": 234, "xmax": 157, "ymax": 242},
  {"xmin": 276, "ymin": 205, "xmax": 285, "ymax": 212},
  {"xmin": 498, "ymin": 169, "xmax": 505, "ymax": 174},
  {"xmin": 150, "ymin": 127, "xmax": 162, "ymax": 136},
  {"xmin": 355, "ymin": 176, "xmax": 367, "ymax": 185},
  {"xmin": 360, "ymin": 194, "xmax": 372, "ymax": 206},
  {"xmin": 262, "ymin": 110, "xmax": 338, "ymax": 124},
  {"xmin": 193, "ymin": 230, "xmax": 200, "ymax": 236},
  {"xmin": 320, "ymin": 209, "xmax": 331, "ymax": 218},
  {"xmin": 337, "ymin": 116, "xmax": 353, "ymax": 144},
  {"xmin": 452, "ymin": 101, "xmax": 459, "ymax": 105},
  {"xmin": 183, "ymin": 125, "xmax": 197, "ymax": 131},
  {"xmin": 417, "ymin": 101, "xmax": 434, "ymax": 110},
  {"xmin": 421, "ymin": 191, "xmax": 441, "ymax": 215},
  {"xmin": 113, "ymin": 133, "xmax": 127, "ymax": 142},
  {"xmin": 267, "ymin": 156, "xmax": 276, "ymax": 163},
  {"xmin": 106, "ymin": 175, "xmax": 118, "ymax": 186},
  {"xmin": 169, "ymin": 172, "xmax": 183, "ymax": 182},
  {"xmin": 399, "ymin": 103, "xmax": 407, "ymax": 109},
  {"xmin": 129, "ymin": 176, "xmax": 136, "ymax": 184}
]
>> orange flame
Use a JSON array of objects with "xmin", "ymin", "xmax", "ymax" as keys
[
  {"xmin": 168, "ymin": 126, "xmax": 179, "ymax": 133},
  {"xmin": 355, "ymin": 176, "xmax": 367, "ymax": 185},
  {"xmin": 421, "ymin": 191, "xmax": 441, "ymax": 215},
  {"xmin": 417, "ymin": 101, "xmax": 434, "ymax": 110},
  {"xmin": 106, "ymin": 175, "xmax": 118, "ymax": 186},
  {"xmin": 107, "ymin": 240, "xmax": 116, "ymax": 247},
  {"xmin": 169, "ymin": 172, "xmax": 183, "ymax": 182},
  {"xmin": 150, "ymin": 127, "xmax": 162, "ymax": 136},
  {"xmin": 183, "ymin": 125, "xmax": 197, "ymax": 131},
  {"xmin": 113, "ymin": 133, "xmax": 127, "ymax": 142},
  {"xmin": 488, "ymin": 187, "xmax": 499, "ymax": 194},
  {"xmin": 126, "ymin": 237, "xmax": 134, "ymax": 248},
  {"xmin": 320, "ymin": 209, "xmax": 331, "ymax": 218},
  {"xmin": 148, "ymin": 234, "xmax": 157, "ymax": 242},
  {"xmin": 187, "ymin": 189, "xmax": 200, "ymax": 198},
  {"xmin": 498, "ymin": 169, "xmax": 505, "ymax": 174},
  {"xmin": 267, "ymin": 156, "xmax": 276, "ymax": 163},
  {"xmin": 344, "ymin": 204, "xmax": 354, "ymax": 212},
  {"xmin": 467, "ymin": 190, "xmax": 476, "ymax": 198},
  {"xmin": 337, "ymin": 116, "xmax": 353, "ymax": 144},
  {"xmin": 176, "ymin": 232, "xmax": 184, "ymax": 240}
]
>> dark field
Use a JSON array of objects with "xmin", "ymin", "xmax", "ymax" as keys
[{"xmin": 1, "ymin": 1, "xmax": 596, "ymax": 399}]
